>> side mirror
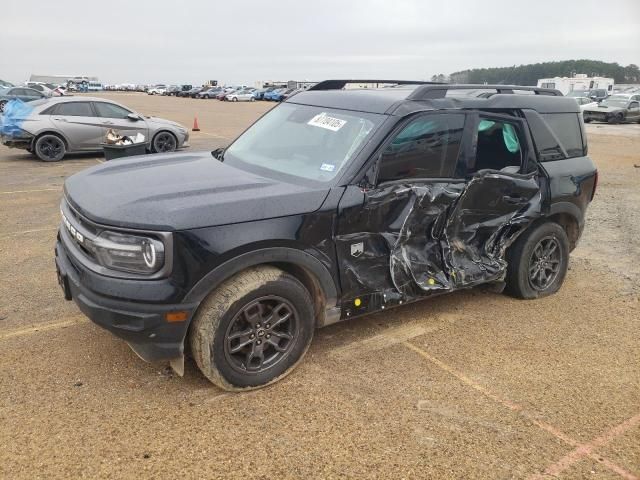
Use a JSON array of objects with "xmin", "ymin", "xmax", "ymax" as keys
[
  {"xmin": 127, "ymin": 113, "xmax": 142, "ymax": 121},
  {"xmin": 211, "ymin": 147, "xmax": 226, "ymax": 160}
]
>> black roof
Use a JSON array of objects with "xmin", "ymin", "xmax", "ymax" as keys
[{"xmin": 289, "ymin": 81, "xmax": 579, "ymax": 115}]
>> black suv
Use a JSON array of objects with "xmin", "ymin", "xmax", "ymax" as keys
[{"xmin": 55, "ymin": 80, "xmax": 597, "ymax": 390}]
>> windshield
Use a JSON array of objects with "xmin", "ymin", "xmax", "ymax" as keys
[
  {"xmin": 601, "ymin": 97, "xmax": 629, "ymax": 107},
  {"xmin": 224, "ymin": 103, "xmax": 384, "ymax": 184}
]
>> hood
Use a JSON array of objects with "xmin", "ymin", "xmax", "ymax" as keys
[
  {"xmin": 64, "ymin": 152, "xmax": 330, "ymax": 231},
  {"xmin": 587, "ymin": 105, "xmax": 624, "ymax": 113},
  {"xmin": 144, "ymin": 116, "xmax": 185, "ymax": 129}
]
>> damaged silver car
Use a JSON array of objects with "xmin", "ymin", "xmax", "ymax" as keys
[{"xmin": 1, "ymin": 97, "xmax": 189, "ymax": 161}]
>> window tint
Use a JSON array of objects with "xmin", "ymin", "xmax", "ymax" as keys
[
  {"xmin": 94, "ymin": 102, "xmax": 131, "ymax": 119},
  {"xmin": 541, "ymin": 113, "xmax": 583, "ymax": 158},
  {"xmin": 378, "ymin": 113, "xmax": 465, "ymax": 182},
  {"xmin": 470, "ymin": 118, "xmax": 522, "ymax": 173},
  {"xmin": 55, "ymin": 102, "xmax": 94, "ymax": 117}
]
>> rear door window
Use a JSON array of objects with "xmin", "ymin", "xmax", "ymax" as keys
[
  {"xmin": 54, "ymin": 102, "xmax": 95, "ymax": 117},
  {"xmin": 468, "ymin": 117, "xmax": 523, "ymax": 173}
]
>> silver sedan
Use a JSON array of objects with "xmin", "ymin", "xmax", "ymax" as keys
[
  {"xmin": 0, "ymin": 97, "xmax": 189, "ymax": 161},
  {"xmin": 225, "ymin": 89, "xmax": 256, "ymax": 102}
]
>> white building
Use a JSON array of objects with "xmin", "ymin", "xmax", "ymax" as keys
[{"xmin": 536, "ymin": 74, "xmax": 614, "ymax": 95}]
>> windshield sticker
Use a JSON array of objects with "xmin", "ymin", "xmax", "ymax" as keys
[
  {"xmin": 308, "ymin": 113, "xmax": 347, "ymax": 132},
  {"xmin": 320, "ymin": 163, "xmax": 336, "ymax": 172}
]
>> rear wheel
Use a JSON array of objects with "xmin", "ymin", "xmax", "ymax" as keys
[
  {"xmin": 152, "ymin": 131, "xmax": 177, "ymax": 153},
  {"xmin": 190, "ymin": 266, "xmax": 314, "ymax": 390},
  {"xmin": 505, "ymin": 222, "xmax": 569, "ymax": 299},
  {"xmin": 34, "ymin": 134, "xmax": 66, "ymax": 162}
]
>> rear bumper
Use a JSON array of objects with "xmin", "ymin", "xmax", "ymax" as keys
[
  {"xmin": 55, "ymin": 236, "xmax": 197, "ymax": 362},
  {"xmin": 1, "ymin": 131, "xmax": 33, "ymax": 150}
]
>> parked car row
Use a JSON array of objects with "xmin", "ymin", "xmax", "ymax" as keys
[{"xmin": 152, "ymin": 84, "xmax": 307, "ymax": 102}]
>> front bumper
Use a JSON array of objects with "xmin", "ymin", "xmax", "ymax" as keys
[{"xmin": 55, "ymin": 235, "xmax": 197, "ymax": 363}]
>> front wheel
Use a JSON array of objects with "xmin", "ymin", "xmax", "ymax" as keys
[
  {"xmin": 505, "ymin": 222, "xmax": 569, "ymax": 299},
  {"xmin": 189, "ymin": 266, "xmax": 314, "ymax": 390},
  {"xmin": 152, "ymin": 131, "xmax": 177, "ymax": 153}
]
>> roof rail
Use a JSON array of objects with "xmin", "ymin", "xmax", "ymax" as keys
[
  {"xmin": 407, "ymin": 84, "xmax": 563, "ymax": 100},
  {"xmin": 308, "ymin": 79, "xmax": 442, "ymax": 91}
]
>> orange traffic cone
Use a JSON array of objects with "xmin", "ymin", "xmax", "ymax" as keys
[{"xmin": 192, "ymin": 116, "xmax": 200, "ymax": 132}]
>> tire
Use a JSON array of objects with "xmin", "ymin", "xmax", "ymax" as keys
[
  {"xmin": 250, "ymin": 97, "xmax": 255, "ymax": 102},
  {"xmin": 504, "ymin": 222, "xmax": 569, "ymax": 299},
  {"xmin": 608, "ymin": 113, "xmax": 623, "ymax": 124},
  {"xmin": 152, "ymin": 131, "xmax": 177, "ymax": 153},
  {"xmin": 189, "ymin": 266, "xmax": 315, "ymax": 391},
  {"xmin": 34, "ymin": 134, "xmax": 66, "ymax": 162}
]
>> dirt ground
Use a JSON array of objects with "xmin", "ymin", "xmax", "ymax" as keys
[{"xmin": 0, "ymin": 93, "xmax": 638, "ymax": 479}]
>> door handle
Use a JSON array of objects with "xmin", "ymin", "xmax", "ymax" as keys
[
  {"xmin": 53, "ymin": 117, "xmax": 67, "ymax": 122},
  {"xmin": 102, "ymin": 121, "xmax": 114, "ymax": 125},
  {"xmin": 502, "ymin": 194, "xmax": 528, "ymax": 205}
]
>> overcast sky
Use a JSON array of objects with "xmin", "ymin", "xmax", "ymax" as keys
[{"xmin": 1, "ymin": 0, "xmax": 638, "ymax": 85}]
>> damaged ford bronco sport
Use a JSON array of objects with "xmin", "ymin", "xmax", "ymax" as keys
[{"xmin": 55, "ymin": 80, "xmax": 597, "ymax": 390}]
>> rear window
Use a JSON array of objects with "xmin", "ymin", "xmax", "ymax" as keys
[
  {"xmin": 525, "ymin": 112, "xmax": 585, "ymax": 161},
  {"xmin": 541, "ymin": 113, "xmax": 584, "ymax": 158}
]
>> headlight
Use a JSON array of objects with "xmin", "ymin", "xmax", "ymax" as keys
[{"xmin": 93, "ymin": 231, "xmax": 165, "ymax": 274}]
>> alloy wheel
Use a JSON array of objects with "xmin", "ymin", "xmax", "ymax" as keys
[
  {"xmin": 153, "ymin": 132, "xmax": 176, "ymax": 152},
  {"xmin": 224, "ymin": 295, "xmax": 299, "ymax": 374},
  {"xmin": 528, "ymin": 236, "xmax": 561, "ymax": 291},
  {"xmin": 38, "ymin": 137, "xmax": 64, "ymax": 160}
]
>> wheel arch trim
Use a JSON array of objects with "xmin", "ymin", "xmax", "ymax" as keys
[
  {"xmin": 545, "ymin": 202, "xmax": 584, "ymax": 250},
  {"xmin": 182, "ymin": 247, "xmax": 340, "ymax": 320}
]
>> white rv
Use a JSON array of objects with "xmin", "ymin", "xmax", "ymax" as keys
[{"xmin": 537, "ymin": 74, "xmax": 614, "ymax": 96}]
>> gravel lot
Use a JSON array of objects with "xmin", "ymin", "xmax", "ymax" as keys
[{"xmin": 1, "ymin": 93, "xmax": 638, "ymax": 479}]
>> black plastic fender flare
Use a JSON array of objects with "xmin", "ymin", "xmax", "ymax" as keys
[
  {"xmin": 548, "ymin": 201, "xmax": 584, "ymax": 229},
  {"xmin": 182, "ymin": 247, "xmax": 339, "ymax": 312}
]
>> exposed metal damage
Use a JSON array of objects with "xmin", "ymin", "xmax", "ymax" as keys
[{"xmin": 337, "ymin": 170, "xmax": 543, "ymax": 316}]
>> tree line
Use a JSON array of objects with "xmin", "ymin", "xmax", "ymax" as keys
[{"xmin": 431, "ymin": 60, "xmax": 640, "ymax": 85}]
